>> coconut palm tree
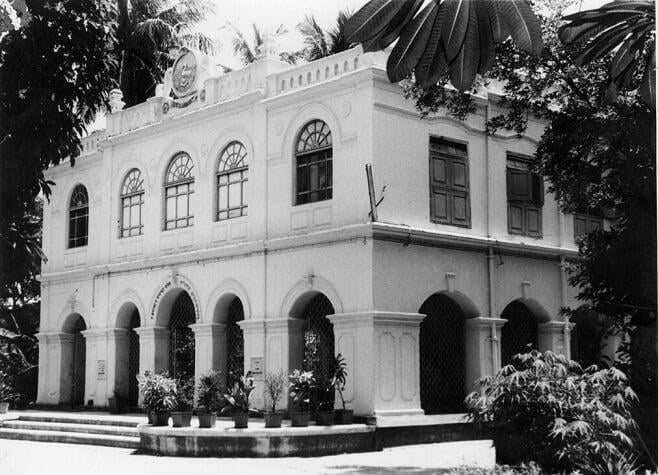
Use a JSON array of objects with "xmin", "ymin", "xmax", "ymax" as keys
[
  {"xmin": 225, "ymin": 23, "xmax": 295, "ymax": 65},
  {"xmin": 345, "ymin": 0, "xmax": 543, "ymax": 91},
  {"xmin": 559, "ymin": 0, "xmax": 655, "ymax": 107},
  {"xmin": 117, "ymin": 0, "xmax": 217, "ymax": 107},
  {"xmin": 298, "ymin": 9, "xmax": 356, "ymax": 62}
]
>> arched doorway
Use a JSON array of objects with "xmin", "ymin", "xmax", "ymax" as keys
[
  {"xmin": 501, "ymin": 300, "xmax": 539, "ymax": 366},
  {"xmin": 226, "ymin": 298, "xmax": 245, "ymax": 383},
  {"xmin": 127, "ymin": 309, "xmax": 140, "ymax": 407},
  {"xmin": 419, "ymin": 294, "xmax": 466, "ymax": 414},
  {"xmin": 301, "ymin": 294, "xmax": 335, "ymax": 382},
  {"xmin": 62, "ymin": 313, "xmax": 86, "ymax": 406},
  {"xmin": 168, "ymin": 292, "xmax": 196, "ymax": 381}
]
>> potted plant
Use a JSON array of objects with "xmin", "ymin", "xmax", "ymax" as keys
[
  {"xmin": 221, "ymin": 372, "xmax": 255, "ymax": 428},
  {"xmin": 196, "ymin": 371, "xmax": 223, "ymax": 428},
  {"xmin": 332, "ymin": 354, "xmax": 353, "ymax": 424},
  {"xmin": 137, "ymin": 371, "xmax": 177, "ymax": 426},
  {"xmin": 263, "ymin": 371, "xmax": 286, "ymax": 428},
  {"xmin": 314, "ymin": 376, "xmax": 335, "ymax": 426},
  {"xmin": 0, "ymin": 372, "xmax": 17, "ymax": 414},
  {"xmin": 289, "ymin": 369, "xmax": 314, "ymax": 427},
  {"xmin": 171, "ymin": 377, "xmax": 194, "ymax": 427}
]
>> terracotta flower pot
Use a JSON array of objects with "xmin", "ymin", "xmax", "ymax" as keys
[
  {"xmin": 264, "ymin": 412, "xmax": 283, "ymax": 428},
  {"xmin": 334, "ymin": 409, "xmax": 354, "ymax": 424},
  {"xmin": 171, "ymin": 411, "xmax": 192, "ymax": 427},
  {"xmin": 152, "ymin": 411, "xmax": 171, "ymax": 426},
  {"xmin": 315, "ymin": 410, "xmax": 334, "ymax": 426},
  {"xmin": 0, "ymin": 402, "xmax": 9, "ymax": 414},
  {"xmin": 233, "ymin": 411, "xmax": 249, "ymax": 429},
  {"xmin": 290, "ymin": 411, "xmax": 310, "ymax": 427},
  {"xmin": 197, "ymin": 412, "xmax": 216, "ymax": 428}
]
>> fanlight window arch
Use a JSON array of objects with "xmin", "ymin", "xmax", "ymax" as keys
[
  {"xmin": 120, "ymin": 169, "xmax": 144, "ymax": 237},
  {"xmin": 68, "ymin": 184, "xmax": 89, "ymax": 248},
  {"xmin": 217, "ymin": 141, "xmax": 248, "ymax": 221},
  {"xmin": 164, "ymin": 153, "xmax": 194, "ymax": 230},
  {"xmin": 295, "ymin": 120, "xmax": 333, "ymax": 205}
]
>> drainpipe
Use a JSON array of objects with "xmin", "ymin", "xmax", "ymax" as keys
[
  {"xmin": 487, "ymin": 246, "xmax": 499, "ymax": 372},
  {"xmin": 560, "ymin": 255, "xmax": 571, "ymax": 356}
]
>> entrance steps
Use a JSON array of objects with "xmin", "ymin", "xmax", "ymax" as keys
[{"xmin": 0, "ymin": 411, "xmax": 144, "ymax": 449}]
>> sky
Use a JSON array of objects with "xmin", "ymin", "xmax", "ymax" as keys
[{"xmin": 200, "ymin": 0, "xmax": 609, "ymax": 69}]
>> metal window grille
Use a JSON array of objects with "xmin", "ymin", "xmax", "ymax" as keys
[
  {"xmin": 419, "ymin": 295, "xmax": 466, "ymax": 414},
  {"xmin": 501, "ymin": 301, "xmax": 538, "ymax": 366},
  {"xmin": 302, "ymin": 294, "xmax": 335, "ymax": 410},
  {"xmin": 70, "ymin": 316, "xmax": 86, "ymax": 406},
  {"xmin": 168, "ymin": 292, "xmax": 196, "ymax": 381},
  {"xmin": 226, "ymin": 298, "xmax": 244, "ymax": 380},
  {"xmin": 127, "ymin": 309, "xmax": 140, "ymax": 407}
]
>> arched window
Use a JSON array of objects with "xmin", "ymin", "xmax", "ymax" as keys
[
  {"xmin": 164, "ymin": 153, "xmax": 194, "ymax": 230},
  {"xmin": 217, "ymin": 141, "xmax": 248, "ymax": 221},
  {"xmin": 120, "ymin": 169, "xmax": 144, "ymax": 237},
  {"xmin": 295, "ymin": 120, "xmax": 332, "ymax": 205},
  {"xmin": 68, "ymin": 185, "xmax": 89, "ymax": 248}
]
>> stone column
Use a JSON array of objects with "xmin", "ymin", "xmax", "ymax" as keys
[
  {"xmin": 81, "ymin": 329, "xmax": 110, "ymax": 407},
  {"xmin": 107, "ymin": 328, "xmax": 130, "ymax": 406},
  {"xmin": 36, "ymin": 332, "xmax": 74, "ymax": 406},
  {"xmin": 239, "ymin": 320, "xmax": 266, "ymax": 410},
  {"xmin": 264, "ymin": 318, "xmax": 306, "ymax": 412},
  {"xmin": 328, "ymin": 311, "xmax": 425, "ymax": 421},
  {"xmin": 465, "ymin": 317, "xmax": 507, "ymax": 392},
  {"xmin": 190, "ymin": 323, "xmax": 226, "ymax": 385},
  {"xmin": 135, "ymin": 326, "xmax": 170, "ymax": 375},
  {"xmin": 538, "ymin": 321, "xmax": 574, "ymax": 357}
]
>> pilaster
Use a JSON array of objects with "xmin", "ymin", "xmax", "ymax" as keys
[
  {"xmin": 189, "ymin": 323, "xmax": 226, "ymax": 384},
  {"xmin": 538, "ymin": 321, "xmax": 574, "ymax": 357},
  {"xmin": 135, "ymin": 326, "xmax": 170, "ymax": 375},
  {"xmin": 36, "ymin": 332, "xmax": 75, "ymax": 405},
  {"xmin": 328, "ymin": 311, "xmax": 425, "ymax": 419},
  {"xmin": 238, "ymin": 319, "xmax": 266, "ymax": 409}
]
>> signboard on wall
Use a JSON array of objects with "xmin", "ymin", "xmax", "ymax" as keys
[
  {"xmin": 250, "ymin": 357, "xmax": 263, "ymax": 376},
  {"xmin": 96, "ymin": 360, "xmax": 106, "ymax": 381}
]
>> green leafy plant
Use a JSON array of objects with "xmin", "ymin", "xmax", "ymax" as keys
[
  {"xmin": 465, "ymin": 350, "xmax": 639, "ymax": 474},
  {"xmin": 174, "ymin": 377, "xmax": 194, "ymax": 411},
  {"xmin": 137, "ymin": 370, "xmax": 177, "ymax": 413},
  {"xmin": 289, "ymin": 369, "xmax": 315, "ymax": 412},
  {"xmin": 313, "ymin": 376, "xmax": 335, "ymax": 412},
  {"xmin": 332, "ymin": 354, "xmax": 348, "ymax": 410},
  {"xmin": 263, "ymin": 371, "xmax": 286, "ymax": 413},
  {"xmin": 196, "ymin": 370, "xmax": 223, "ymax": 413},
  {"xmin": 221, "ymin": 372, "xmax": 255, "ymax": 414},
  {"xmin": 0, "ymin": 371, "xmax": 18, "ymax": 402}
]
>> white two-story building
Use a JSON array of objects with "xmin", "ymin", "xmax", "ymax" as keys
[{"xmin": 36, "ymin": 45, "xmax": 590, "ymax": 420}]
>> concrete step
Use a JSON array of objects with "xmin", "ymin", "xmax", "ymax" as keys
[
  {"xmin": 0, "ymin": 427, "xmax": 139, "ymax": 449},
  {"xmin": 16, "ymin": 414, "xmax": 143, "ymax": 428},
  {"xmin": 2, "ymin": 420, "xmax": 138, "ymax": 437}
]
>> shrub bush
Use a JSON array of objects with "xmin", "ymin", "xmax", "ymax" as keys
[{"xmin": 465, "ymin": 350, "xmax": 639, "ymax": 474}]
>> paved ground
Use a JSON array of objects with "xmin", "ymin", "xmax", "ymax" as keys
[{"xmin": 0, "ymin": 438, "xmax": 495, "ymax": 474}]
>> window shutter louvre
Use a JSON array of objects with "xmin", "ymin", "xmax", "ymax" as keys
[
  {"xmin": 531, "ymin": 173, "xmax": 544, "ymax": 206},
  {"xmin": 507, "ymin": 169, "xmax": 532, "ymax": 201}
]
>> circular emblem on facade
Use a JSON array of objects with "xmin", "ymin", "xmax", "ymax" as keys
[
  {"xmin": 162, "ymin": 102, "xmax": 170, "ymax": 114},
  {"xmin": 172, "ymin": 48, "xmax": 198, "ymax": 98}
]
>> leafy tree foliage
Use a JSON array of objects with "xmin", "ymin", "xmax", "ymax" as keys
[
  {"xmin": 559, "ymin": 0, "xmax": 655, "ymax": 107},
  {"xmin": 117, "ymin": 0, "xmax": 216, "ymax": 107},
  {"xmin": 297, "ymin": 9, "xmax": 356, "ymax": 62},
  {"xmin": 466, "ymin": 351, "xmax": 640, "ymax": 473},
  {"xmin": 225, "ymin": 23, "xmax": 295, "ymax": 66},
  {"xmin": 345, "ymin": 0, "xmax": 543, "ymax": 90}
]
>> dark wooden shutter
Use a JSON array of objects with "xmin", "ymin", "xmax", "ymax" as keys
[
  {"xmin": 506, "ymin": 168, "xmax": 532, "ymax": 201},
  {"xmin": 531, "ymin": 173, "xmax": 544, "ymax": 205},
  {"xmin": 430, "ymin": 139, "xmax": 470, "ymax": 227}
]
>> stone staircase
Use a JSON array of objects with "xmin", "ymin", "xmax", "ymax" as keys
[{"xmin": 0, "ymin": 412, "xmax": 145, "ymax": 449}]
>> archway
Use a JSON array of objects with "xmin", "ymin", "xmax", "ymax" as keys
[
  {"xmin": 290, "ymin": 292, "xmax": 335, "ymax": 411},
  {"xmin": 501, "ymin": 300, "xmax": 539, "ymax": 366},
  {"xmin": 168, "ymin": 291, "xmax": 196, "ymax": 382},
  {"xmin": 62, "ymin": 313, "xmax": 86, "ymax": 406},
  {"xmin": 115, "ymin": 302, "xmax": 141, "ymax": 408},
  {"xmin": 419, "ymin": 294, "xmax": 467, "ymax": 414},
  {"xmin": 226, "ymin": 298, "xmax": 245, "ymax": 382}
]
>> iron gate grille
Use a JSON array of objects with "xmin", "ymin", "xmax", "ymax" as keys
[
  {"xmin": 226, "ymin": 298, "xmax": 244, "ymax": 380},
  {"xmin": 169, "ymin": 292, "xmax": 196, "ymax": 381},
  {"xmin": 419, "ymin": 295, "xmax": 466, "ymax": 414},
  {"xmin": 128, "ymin": 309, "xmax": 140, "ymax": 407},
  {"xmin": 501, "ymin": 301, "xmax": 538, "ymax": 366},
  {"xmin": 71, "ymin": 316, "xmax": 86, "ymax": 406},
  {"xmin": 302, "ymin": 294, "xmax": 335, "ymax": 410}
]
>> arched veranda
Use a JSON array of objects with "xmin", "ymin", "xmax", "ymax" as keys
[
  {"xmin": 61, "ymin": 313, "xmax": 87, "ymax": 407},
  {"xmin": 115, "ymin": 302, "xmax": 141, "ymax": 408}
]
